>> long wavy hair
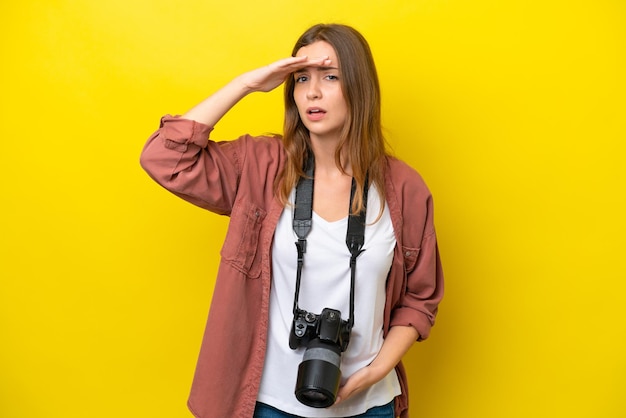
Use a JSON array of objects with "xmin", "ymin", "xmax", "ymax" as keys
[{"xmin": 277, "ymin": 24, "xmax": 388, "ymax": 216}]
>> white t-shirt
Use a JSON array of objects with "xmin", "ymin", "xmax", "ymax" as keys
[{"xmin": 257, "ymin": 184, "xmax": 400, "ymax": 417}]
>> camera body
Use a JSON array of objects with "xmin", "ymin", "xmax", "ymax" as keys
[
  {"xmin": 289, "ymin": 307, "xmax": 351, "ymax": 408},
  {"xmin": 289, "ymin": 307, "xmax": 350, "ymax": 352}
]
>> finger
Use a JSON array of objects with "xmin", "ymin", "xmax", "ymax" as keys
[
  {"xmin": 335, "ymin": 381, "xmax": 357, "ymax": 404},
  {"xmin": 334, "ymin": 388, "xmax": 352, "ymax": 405},
  {"xmin": 272, "ymin": 55, "xmax": 309, "ymax": 69},
  {"xmin": 303, "ymin": 56, "xmax": 332, "ymax": 66},
  {"xmin": 279, "ymin": 55, "xmax": 332, "ymax": 71}
]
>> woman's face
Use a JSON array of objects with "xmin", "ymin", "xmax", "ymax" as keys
[{"xmin": 293, "ymin": 41, "xmax": 348, "ymax": 143}]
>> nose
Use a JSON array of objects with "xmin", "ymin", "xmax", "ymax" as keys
[{"xmin": 306, "ymin": 78, "xmax": 321, "ymax": 100}]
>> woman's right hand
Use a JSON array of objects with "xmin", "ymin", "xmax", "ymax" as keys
[
  {"xmin": 237, "ymin": 55, "xmax": 332, "ymax": 93},
  {"xmin": 182, "ymin": 55, "xmax": 331, "ymax": 126}
]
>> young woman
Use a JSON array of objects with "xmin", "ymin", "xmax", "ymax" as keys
[{"xmin": 140, "ymin": 23, "xmax": 444, "ymax": 418}]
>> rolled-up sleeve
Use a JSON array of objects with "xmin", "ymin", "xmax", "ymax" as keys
[
  {"xmin": 387, "ymin": 161, "xmax": 444, "ymax": 341},
  {"xmin": 139, "ymin": 115, "xmax": 242, "ymax": 215},
  {"xmin": 391, "ymin": 229, "xmax": 444, "ymax": 341}
]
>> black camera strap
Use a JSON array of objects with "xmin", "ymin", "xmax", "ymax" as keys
[{"xmin": 292, "ymin": 153, "xmax": 368, "ymax": 332}]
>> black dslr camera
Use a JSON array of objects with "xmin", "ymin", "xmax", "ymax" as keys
[{"xmin": 289, "ymin": 307, "xmax": 351, "ymax": 408}]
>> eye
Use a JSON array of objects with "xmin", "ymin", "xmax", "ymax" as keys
[
  {"xmin": 324, "ymin": 74, "xmax": 339, "ymax": 81},
  {"xmin": 294, "ymin": 74, "xmax": 309, "ymax": 83}
]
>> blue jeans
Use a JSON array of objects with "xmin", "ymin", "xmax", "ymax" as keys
[{"xmin": 253, "ymin": 401, "xmax": 395, "ymax": 418}]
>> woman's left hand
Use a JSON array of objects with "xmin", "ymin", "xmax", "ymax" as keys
[
  {"xmin": 334, "ymin": 365, "xmax": 383, "ymax": 404},
  {"xmin": 334, "ymin": 325, "xmax": 420, "ymax": 405}
]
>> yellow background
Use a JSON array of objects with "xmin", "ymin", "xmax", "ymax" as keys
[{"xmin": 1, "ymin": 1, "xmax": 625, "ymax": 417}]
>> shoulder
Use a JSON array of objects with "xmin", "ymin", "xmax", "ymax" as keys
[
  {"xmin": 384, "ymin": 156, "xmax": 432, "ymax": 200},
  {"xmin": 384, "ymin": 156, "xmax": 436, "ymax": 239},
  {"xmin": 242, "ymin": 133, "xmax": 283, "ymax": 146},
  {"xmin": 235, "ymin": 133, "xmax": 285, "ymax": 157},
  {"xmin": 219, "ymin": 133, "xmax": 285, "ymax": 168}
]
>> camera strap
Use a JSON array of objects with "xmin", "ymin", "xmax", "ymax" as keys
[{"xmin": 292, "ymin": 153, "xmax": 368, "ymax": 332}]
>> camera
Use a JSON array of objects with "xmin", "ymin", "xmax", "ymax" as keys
[{"xmin": 289, "ymin": 307, "xmax": 351, "ymax": 408}]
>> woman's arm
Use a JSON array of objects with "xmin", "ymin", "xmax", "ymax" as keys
[
  {"xmin": 335, "ymin": 325, "xmax": 419, "ymax": 404},
  {"xmin": 335, "ymin": 168, "xmax": 444, "ymax": 405},
  {"xmin": 182, "ymin": 55, "xmax": 331, "ymax": 126},
  {"xmin": 140, "ymin": 55, "xmax": 332, "ymax": 212}
]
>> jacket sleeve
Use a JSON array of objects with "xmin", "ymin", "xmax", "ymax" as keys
[
  {"xmin": 139, "ymin": 115, "xmax": 243, "ymax": 215},
  {"xmin": 388, "ymin": 166, "xmax": 444, "ymax": 341}
]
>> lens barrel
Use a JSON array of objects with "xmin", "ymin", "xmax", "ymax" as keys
[{"xmin": 294, "ymin": 338, "xmax": 342, "ymax": 408}]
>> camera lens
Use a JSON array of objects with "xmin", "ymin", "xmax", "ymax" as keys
[{"xmin": 294, "ymin": 338, "xmax": 342, "ymax": 408}]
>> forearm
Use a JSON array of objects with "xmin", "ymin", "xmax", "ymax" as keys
[
  {"xmin": 181, "ymin": 55, "xmax": 328, "ymax": 127},
  {"xmin": 335, "ymin": 325, "xmax": 418, "ymax": 404},
  {"xmin": 182, "ymin": 76, "xmax": 252, "ymax": 126},
  {"xmin": 369, "ymin": 325, "xmax": 419, "ymax": 378}
]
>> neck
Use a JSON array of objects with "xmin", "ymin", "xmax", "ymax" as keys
[{"xmin": 309, "ymin": 136, "xmax": 351, "ymax": 177}]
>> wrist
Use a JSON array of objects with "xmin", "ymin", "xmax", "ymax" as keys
[
  {"xmin": 232, "ymin": 73, "xmax": 258, "ymax": 96},
  {"xmin": 366, "ymin": 361, "xmax": 392, "ymax": 383}
]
